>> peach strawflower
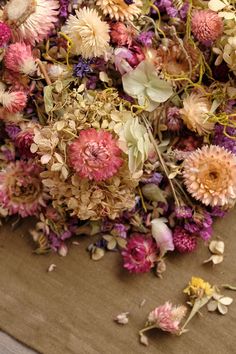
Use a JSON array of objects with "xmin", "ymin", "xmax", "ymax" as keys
[
  {"xmin": 62, "ymin": 7, "xmax": 110, "ymax": 58},
  {"xmin": 96, "ymin": 0, "xmax": 142, "ymax": 21},
  {"xmin": 4, "ymin": 42, "xmax": 37, "ymax": 75},
  {"xmin": 3, "ymin": 0, "xmax": 59, "ymax": 45},
  {"xmin": 183, "ymin": 145, "xmax": 236, "ymax": 207},
  {"xmin": 0, "ymin": 161, "xmax": 46, "ymax": 217},
  {"xmin": 180, "ymin": 93, "xmax": 214, "ymax": 135},
  {"xmin": 191, "ymin": 9, "xmax": 223, "ymax": 44},
  {"xmin": 69, "ymin": 128, "xmax": 123, "ymax": 181}
]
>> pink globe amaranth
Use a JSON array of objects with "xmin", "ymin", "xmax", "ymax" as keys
[
  {"xmin": 122, "ymin": 234, "xmax": 158, "ymax": 273},
  {"xmin": 191, "ymin": 9, "xmax": 223, "ymax": 44},
  {"xmin": 173, "ymin": 226, "xmax": 197, "ymax": 253},
  {"xmin": 69, "ymin": 128, "xmax": 123, "ymax": 181},
  {"xmin": 1, "ymin": 90, "xmax": 27, "ymax": 113},
  {"xmin": 15, "ymin": 129, "xmax": 35, "ymax": 158},
  {"xmin": 4, "ymin": 42, "xmax": 36, "ymax": 75},
  {"xmin": 0, "ymin": 160, "xmax": 46, "ymax": 217},
  {"xmin": 0, "ymin": 22, "xmax": 11, "ymax": 47}
]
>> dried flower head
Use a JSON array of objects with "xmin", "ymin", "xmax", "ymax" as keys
[
  {"xmin": 0, "ymin": 22, "xmax": 11, "ymax": 47},
  {"xmin": 184, "ymin": 277, "xmax": 214, "ymax": 299},
  {"xmin": 4, "ymin": 42, "xmax": 37, "ymax": 75},
  {"xmin": 110, "ymin": 22, "xmax": 136, "ymax": 47},
  {"xmin": 173, "ymin": 226, "xmax": 197, "ymax": 253},
  {"xmin": 191, "ymin": 9, "xmax": 223, "ymax": 44},
  {"xmin": 3, "ymin": 0, "xmax": 59, "ymax": 45},
  {"xmin": 183, "ymin": 145, "xmax": 236, "ymax": 207},
  {"xmin": 62, "ymin": 7, "xmax": 110, "ymax": 58},
  {"xmin": 147, "ymin": 302, "xmax": 187, "ymax": 334},
  {"xmin": 0, "ymin": 86, "xmax": 27, "ymax": 113},
  {"xmin": 69, "ymin": 128, "xmax": 123, "ymax": 181},
  {"xmin": 0, "ymin": 160, "xmax": 46, "ymax": 217},
  {"xmin": 96, "ymin": 0, "xmax": 142, "ymax": 21},
  {"xmin": 180, "ymin": 93, "xmax": 214, "ymax": 135},
  {"xmin": 122, "ymin": 234, "xmax": 158, "ymax": 273}
]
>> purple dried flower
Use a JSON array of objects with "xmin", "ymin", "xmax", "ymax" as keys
[
  {"xmin": 210, "ymin": 206, "xmax": 227, "ymax": 218},
  {"xmin": 184, "ymin": 222, "xmax": 200, "ymax": 233},
  {"xmin": 113, "ymin": 224, "xmax": 128, "ymax": 238},
  {"xmin": 173, "ymin": 227, "xmax": 197, "ymax": 253},
  {"xmin": 141, "ymin": 172, "xmax": 163, "ymax": 185},
  {"xmin": 166, "ymin": 107, "xmax": 183, "ymax": 132},
  {"xmin": 5, "ymin": 124, "xmax": 21, "ymax": 140},
  {"xmin": 213, "ymin": 124, "xmax": 236, "ymax": 155},
  {"xmin": 175, "ymin": 205, "xmax": 192, "ymax": 219},
  {"xmin": 73, "ymin": 57, "xmax": 94, "ymax": 78},
  {"xmin": 59, "ymin": 0, "xmax": 70, "ymax": 18},
  {"xmin": 199, "ymin": 227, "xmax": 213, "ymax": 241},
  {"xmin": 138, "ymin": 31, "xmax": 154, "ymax": 47}
]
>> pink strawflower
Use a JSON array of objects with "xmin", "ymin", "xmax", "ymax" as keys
[
  {"xmin": 0, "ymin": 22, "xmax": 11, "ymax": 47},
  {"xmin": 4, "ymin": 42, "xmax": 37, "ymax": 75},
  {"xmin": 69, "ymin": 128, "xmax": 123, "ymax": 181},
  {"xmin": 147, "ymin": 302, "xmax": 187, "ymax": 334},
  {"xmin": 173, "ymin": 226, "xmax": 197, "ymax": 253},
  {"xmin": 15, "ymin": 128, "xmax": 35, "ymax": 158},
  {"xmin": 3, "ymin": 0, "xmax": 59, "ymax": 45},
  {"xmin": 122, "ymin": 234, "xmax": 158, "ymax": 273},
  {"xmin": 191, "ymin": 10, "xmax": 223, "ymax": 44},
  {"xmin": 0, "ymin": 90, "xmax": 27, "ymax": 113},
  {"xmin": 110, "ymin": 22, "xmax": 135, "ymax": 47},
  {"xmin": 0, "ymin": 161, "xmax": 46, "ymax": 217}
]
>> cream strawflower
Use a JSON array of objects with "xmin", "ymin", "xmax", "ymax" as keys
[
  {"xmin": 62, "ymin": 7, "xmax": 110, "ymax": 58},
  {"xmin": 96, "ymin": 0, "xmax": 142, "ymax": 21},
  {"xmin": 180, "ymin": 93, "xmax": 214, "ymax": 135},
  {"xmin": 183, "ymin": 145, "xmax": 236, "ymax": 207},
  {"xmin": 3, "ymin": 0, "xmax": 59, "ymax": 45}
]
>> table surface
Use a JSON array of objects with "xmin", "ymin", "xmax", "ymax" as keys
[
  {"xmin": 0, "ymin": 332, "xmax": 36, "ymax": 354},
  {"xmin": 0, "ymin": 210, "xmax": 236, "ymax": 354}
]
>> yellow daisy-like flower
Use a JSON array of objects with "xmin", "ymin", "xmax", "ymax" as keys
[
  {"xmin": 184, "ymin": 277, "xmax": 214, "ymax": 299},
  {"xmin": 62, "ymin": 7, "xmax": 110, "ymax": 58},
  {"xmin": 179, "ymin": 93, "xmax": 214, "ymax": 136},
  {"xmin": 96, "ymin": 0, "xmax": 142, "ymax": 21}
]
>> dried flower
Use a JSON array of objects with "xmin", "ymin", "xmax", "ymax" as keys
[
  {"xmin": 122, "ymin": 234, "xmax": 158, "ymax": 273},
  {"xmin": 110, "ymin": 22, "xmax": 136, "ymax": 47},
  {"xmin": 96, "ymin": 0, "xmax": 142, "ymax": 21},
  {"xmin": 122, "ymin": 60, "xmax": 173, "ymax": 112},
  {"xmin": 62, "ymin": 7, "xmax": 110, "ymax": 58},
  {"xmin": 151, "ymin": 218, "xmax": 174, "ymax": 256},
  {"xmin": 180, "ymin": 93, "xmax": 214, "ymax": 135},
  {"xmin": 69, "ymin": 128, "xmax": 123, "ymax": 181},
  {"xmin": 173, "ymin": 227, "xmax": 197, "ymax": 253},
  {"xmin": 183, "ymin": 145, "xmax": 236, "ymax": 207},
  {"xmin": 0, "ymin": 160, "xmax": 46, "ymax": 217},
  {"xmin": 4, "ymin": 42, "xmax": 37, "ymax": 76},
  {"xmin": 175, "ymin": 205, "xmax": 192, "ymax": 219},
  {"xmin": 3, "ymin": 0, "xmax": 59, "ymax": 45},
  {"xmin": 15, "ymin": 128, "xmax": 35, "ymax": 159},
  {"xmin": 139, "ymin": 301, "xmax": 187, "ymax": 345},
  {"xmin": 0, "ymin": 22, "xmax": 11, "ymax": 47},
  {"xmin": 191, "ymin": 9, "xmax": 223, "ymax": 45},
  {"xmin": 0, "ymin": 88, "xmax": 27, "ymax": 113},
  {"xmin": 207, "ymin": 292, "xmax": 233, "ymax": 315},
  {"xmin": 183, "ymin": 277, "xmax": 214, "ymax": 299},
  {"xmin": 204, "ymin": 240, "xmax": 224, "ymax": 265},
  {"xmin": 114, "ymin": 312, "xmax": 129, "ymax": 325},
  {"xmin": 166, "ymin": 106, "xmax": 183, "ymax": 132}
]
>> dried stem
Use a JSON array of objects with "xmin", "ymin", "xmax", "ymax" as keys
[{"xmin": 36, "ymin": 59, "xmax": 52, "ymax": 86}]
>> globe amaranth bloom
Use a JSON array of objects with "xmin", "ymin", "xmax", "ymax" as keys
[
  {"xmin": 0, "ymin": 161, "xmax": 47, "ymax": 217},
  {"xmin": 122, "ymin": 234, "xmax": 158, "ymax": 273},
  {"xmin": 191, "ymin": 9, "xmax": 223, "ymax": 45},
  {"xmin": 173, "ymin": 226, "xmax": 197, "ymax": 253},
  {"xmin": 0, "ymin": 22, "xmax": 11, "ymax": 47},
  {"xmin": 69, "ymin": 128, "xmax": 123, "ymax": 181}
]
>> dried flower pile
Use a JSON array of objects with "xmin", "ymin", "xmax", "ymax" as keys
[{"xmin": 0, "ymin": 0, "xmax": 235, "ymax": 275}]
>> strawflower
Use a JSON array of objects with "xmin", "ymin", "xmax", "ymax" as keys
[
  {"xmin": 96, "ymin": 0, "xmax": 142, "ymax": 21},
  {"xmin": 62, "ymin": 7, "xmax": 110, "ymax": 58},
  {"xmin": 69, "ymin": 128, "xmax": 123, "ymax": 181},
  {"xmin": 0, "ymin": 160, "xmax": 46, "ymax": 217},
  {"xmin": 122, "ymin": 234, "xmax": 158, "ymax": 273},
  {"xmin": 183, "ymin": 145, "xmax": 236, "ymax": 207},
  {"xmin": 184, "ymin": 277, "xmax": 214, "ymax": 300}
]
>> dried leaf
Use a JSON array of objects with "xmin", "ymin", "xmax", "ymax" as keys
[
  {"xmin": 44, "ymin": 85, "xmax": 54, "ymax": 113},
  {"xmin": 207, "ymin": 300, "xmax": 218, "ymax": 312},
  {"xmin": 116, "ymin": 237, "xmax": 127, "ymax": 248},
  {"xmin": 219, "ymin": 297, "xmax": 233, "ymax": 306},
  {"xmin": 107, "ymin": 238, "xmax": 117, "ymax": 250},
  {"xmin": 91, "ymin": 247, "xmax": 105, "ymax": 261},
  {"xmin": 139, "ymin": 333, "xmax": 149, "ymax": 346},
  {"xmin": 209, "ymin": 240, "xmax": 224, "ymax": 255},
  {"xmin": 208, "ymin": 0, "xmax": 227, "ymax": 11},
  {"xmin": 218, "ymin": 303, "xmax": 228, "ymax": 315},
  {"xmin": 142, "ymin": 183, "xmax": 167, "ymax": 203},
  {"xmin": 222, "ymin": 284, "xmax": 236, "ymax": 291},
  {"xmin": 48, "ymin": 264, "xmax": 56, "ymax": 272},
  {"xmin": 41, "ymin": 154, "xmax": 52, "ymax": 164},
  {"xmin": 114, "ymin": 312, "xmax": 129, "ymax": 325},
  {"xmin": 212, "ymin": 255, "xmax": 224, "ymax": 264}
]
